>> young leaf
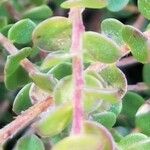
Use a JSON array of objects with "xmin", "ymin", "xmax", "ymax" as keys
[
  {"xmin": 135, "ymin": 102, "xmax": 150, "ymax": 136},
  {"xmin": 121, "ymin": 91, "xmax": 144, "ymax": 126},
  {"xmin": 83, "ymin": 32, "xmax": 122, "ymax": 63},
  {"xmin": 4, "ymin": 47, "xmax": 32, "ymax": 90},
  {"xmin": 122, "ymin": 25, "xmax": 150, "ymax": 63},
  {"xmin": 92, "ymin": 112, "xmax": 116, "ymax": 128},
  {"xmin": 109, "ymin": 102, "xmax": 122, "ymax": 116},
  {"xmin": 0, "ymin": 16, "xmax": 7, "ymax": 30},
  {"xmin": 35, "ymin": 103, "xmax": 72, "ymax": 137},
  {"xmin": 14, "ymin": 134, "xmax": 45, "ymax": 150},
  {"xmin": 29, "ymin": 72, "xmax": 57, "ymax": 92},
  {"xmin": 138, "ymin": 0, "xmax": 150, "ymax": 19},
  {"xmin": 13, "ymin": 83, "xmax": 32, "ymax": 114},
  {"xmin": 61, "ymin": 0, "xmax": 107, "ymax": 9},
  {"xmin": 23, "ymin": 5, "xmax": 53, "ymax": 21},
  {"xmin": 32, "ymin": 17, "xmax": 72, "ymax": 51},
  {"xmin": 52, "ymin": 135, "xmax": 102, "ymax": 150},
  {"xmin": 101, "ymin": 18, "xmax": 125, "ymax": 46},
  {"xmin": 107, "ymin": 0, "xmax": 129, "ymax": 12},
  {"xmin": 8, "ymin": 19, "xmax": 36, "ymax": 44},
  {"xmin": 41, "ymin": 51, "xmax": 71, "ymax": 70},
  {"xmin": 48, "ymin": 62, "xmax": 72, "ymax": 80},
  {"xmin": 83, "ymin": 121, "xmax": 115, "ymax": 150}
]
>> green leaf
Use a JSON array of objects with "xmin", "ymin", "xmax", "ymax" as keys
[
  {"xmin": 14, "ymin": 134, "xmax": 45, "ymax": 150},
  {"xmin": 48, "ymin": 62, "xmax": 72, "ymax": 80},
  {"xmin": 98, "ymin": 65, "xmax": 127, "ymax": 99},
  {"xmin": 122, "ymin": 25, "xmax": 150, "ymax": 63},
  {"xmin": 41, "ymin": 51, "xmax": 71, "ymax": 70},
  {"xmin": 0, "ymin": 24, "xmax": 13, "ymax": 36},
  {"xmin": 121, "ymin": 91, "xmax": 144, "ymax": 126},
  {"xmin": 23, "ymin": 5, "xmax": 53, "ymax": 21},
  {"xmin": 0, "ymin": 16, "xmax": 7, "ymax": 30},
  {"xmin": 4, "ymin": 47, "xmax": 32, "ymax": 90},
  {"xmin": 29, "ymin": 72, "xmax": 57, "ymax": 92},
  {"xmin": 8, "ymin": 19, "xmax": 36, "ymax": 44},
  {"xmin": 35, "ymin": 103, "xmax": 72, "ymax": 137},
  {"xmin": 119, "ymin": 133, "xmax": 148, "ymax": 150},
  {"xmin": 101, "ymin": 18, "xmax": 125, "ymax": 46},
  {"xmin": 31, "ymin": 0, "xmax": 48, "ymax": 5},
  {"xmin": 52, "ymin": 135, "xmax": 102, "ymax": 150},
  {"xmin": 54, "ymin": 74, "xmax": 103, "ymax": 113},
  {"xmin": 143, "ymin": 63, "xmax": 150, "ymax": 86},
  {"xmin": 92, "ymin": 112, "xmax": 116, "ymax": 128},
  {"xmin": 13, "ymin": 83, "xmax": 32, "ymax": 114},
  {"xmin": 135, "ymin": 102, "xmax": 150, "ymax": 136},
  {"xmin": 32, "ymin": 17, "xmax": 72, "ymax": 51},
  {"xmin": 83, "ymin": 121, "xmax": 115, "ymax": 150},
  {"xmin": 83, "ymin": 32, "xmax": 122, "ymax": 63},
  {"xmin": 138, "ymin": 0, "xmax": 150, "ymax": 19},
  {"xmin": 61, "ymin": 0, "xmax": 107, "ymax": 9},
  {"xmin": 107, "ymin": 0, "xmax": 129, "ymax": 12},
  {"xmin": 109, "ymin": 102, "xmax": 122, "ymax": 116}
]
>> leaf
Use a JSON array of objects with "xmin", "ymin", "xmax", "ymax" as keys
[
  {"xmin": 29, "ymin": 83, "xmax": 51, "ymax": 104},
  {"xmin": 121, "ymin": 91, "xmax": 144, "ymax": 126},
  {"xmin": 13, "ymin": 83, "xmax": 32, "ymax": 114},
  {"xmin": 8, "ymin": 19, "xmax": 36, "ymax": 44},
  {"xmin": 83, "ymin": 32, "xmax": 122, "ymax": 63},
  {"xmin": 52, "ymin": 135, "xmax": 102, "ymax": 150},
  {"xmin": 83, "ymin": 121, "xmax": 115, "ymax": 150},
  {"xmin": 138, "ymin": 0, "xmax": 150, "ymax": 19},
  {"xmin": 101, "ymin": 18, "xmax": 125, "ymax": 46},
  {"xmin": 107, "ymin": 0, "xmax": 129, "ymax": 12},
  {"xmin": 0, "ymin": 24, "xmax": 13, "ymax": 36},
  {"xmin": 14, "ymin": 134, "xmax": 45, "ymax": 150},
  {"xmin": 41, "ymin": 51, "xmax": 71, "ymax": 70},
  {"xmin": 32, "ymin": 17, "xmax": 72, "ymax": 51},
  {"xmin": 92, "ymin": 112, "xmax": 116, "ymax": 128},
  {"xmin": 122, "ymin": 25, "xmax": 150, "ymax": 63},
  {"xmin": 54, "ymin": 74, "xmax": 103, "ymax": 113},
  {"xmin": 135, "ymin": 102, "xmax": 150, "ymax": 136},
  {"xmin": 29, "ymin": 72, "xmax": 57, "ymax": 92},
  {"xmin": 109, "ymin": 102, "xmax": 122, "ymax": 116},
  {"xmin": 143, "ymin": 63, "xmax": 150, "ymax": 86},
  {"xmin": 23, "ymin": 5, "xmax": 53, "ymax": 21},
  {"xmin": 98, "ymin": 65, "xmax": 127, "ymax": 99},
  {"xmin": 4, "ymin": 47, "xmax": 32, "ymax": 90},
  {"xmin": 0, "ymin": 16, "xmax": 7, "ymax": 30},
  {"xmin": 35, "ymin": 103, "xmax": 72, "ymax": 137},
  {"xmin": 61, "ymin": 0, "xmax": 107, "ymax": 9},
  {"xmin": 48, "ymin": 62, "xmax": 72, "ymax": 80},
  {"xmin": 119, "ymin": 133, "xmax": 148, "ymax": 150}
]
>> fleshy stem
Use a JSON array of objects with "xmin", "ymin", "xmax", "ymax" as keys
[{"xmin": 69, "ymin": 8, "xmax": 85, "ymax": 134}]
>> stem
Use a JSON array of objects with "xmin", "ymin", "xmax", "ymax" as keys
[
  {"xmin": 69, "ymin": 8, "xmax": 85, "ymax": 134},
  {"xmin": 0, "ymin": 33, "xmax": 38, "ymax": 74},
  {"xmin": 0, "ymin": 97, "xmax": 54, "ymax": 145}
]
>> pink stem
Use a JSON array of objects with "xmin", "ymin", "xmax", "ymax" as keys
[{"xmin": 69, "ymin": 8, "xmax": 85, "ymax": 134}]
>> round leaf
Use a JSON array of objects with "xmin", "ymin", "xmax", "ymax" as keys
[
  {"xmin": 61, "ymin": 0, "xmax": 107, "ymax": 9},
  {"xmin": 122, "ymin": 25, "xmax": 150, "ymax": 63},
  {"xmin": 101, "ymin": 18, "xmax": 125, "ymax": 46},
  {"xmin": 8, "ymin": 19, "xmax": 36, "ymax": 44},
  {"xmin": 14, "ymin": 134, "xmax": 44, "ymax": 150},
  {"xmin": 4, "ymin": 47, "xmax": 32, "ymax": 90},
  {"xmin": 35, "ymin": 103, "xmax": 72, "ymax": 137},
  {"xmin": 13, "ymin": 83, "xmax": 32, "ymax": 114},
  {"xmin": 83, "ymin": 32, "xmax": 122, "ymax": 63},
  {"xmin": 32, "ymin": 17, "xmax": 72, "ymax": 51}
]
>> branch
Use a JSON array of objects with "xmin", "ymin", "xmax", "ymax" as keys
[
  {"xmin": 0, "ymin": 97, "xmax": 54, "ymax": 145},
  {"xmin": 69, "ymin": 8, "xmax": 85, "ymax": 134}
]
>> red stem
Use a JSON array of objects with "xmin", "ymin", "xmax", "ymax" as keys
[{"xmin": 69, "ymin": 8, "xmax": 85, "ymax": 134}]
